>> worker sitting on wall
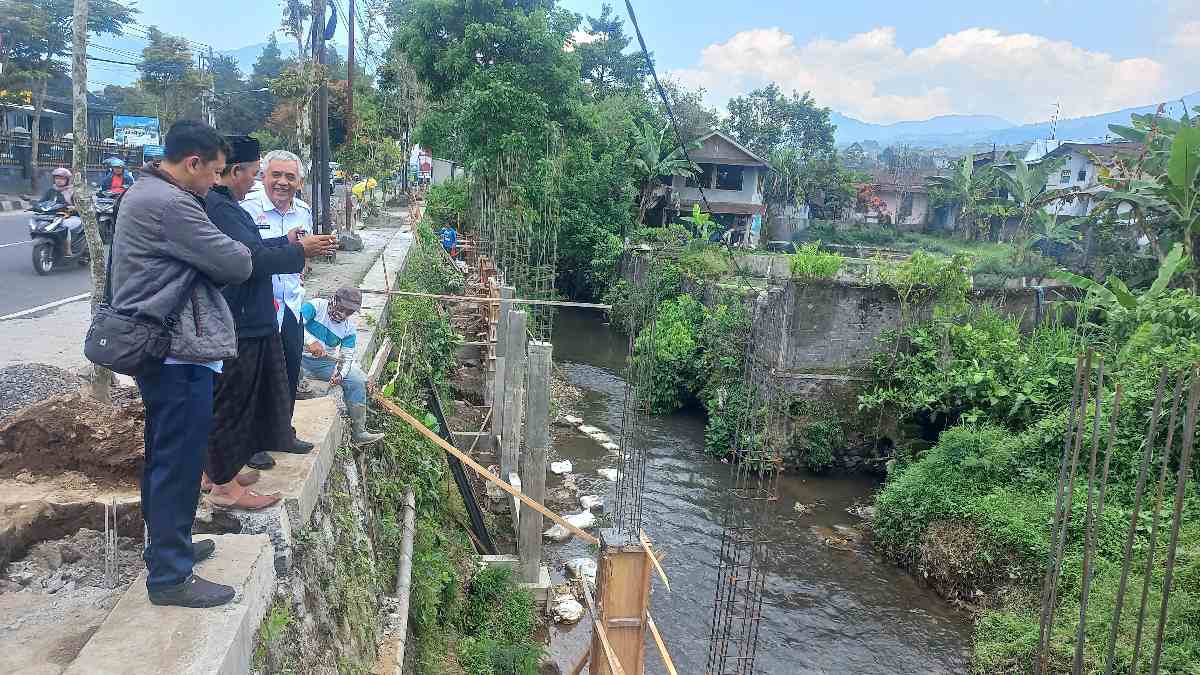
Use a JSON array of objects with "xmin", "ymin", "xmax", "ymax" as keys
[{"xmin": 299, "ymin": 287, "xmax": 384, "ymax": 446}]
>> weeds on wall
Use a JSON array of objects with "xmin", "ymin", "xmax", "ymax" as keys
[
  {"xmin": 786, "ymin": 399, "xmax": 845, "ymax": 473},
  {"xmin": 788, "ymin": 242, "xmax": 844, "ymax": 281},
  {"xmin": 369, "ymin": 223, "xmax": 542, "ymax": 673}
]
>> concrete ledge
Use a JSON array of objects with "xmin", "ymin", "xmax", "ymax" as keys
[
  {"xmin": 218, "ymin": 397, "xmax": 343, "ymax": 556},
  {"xmin": 0, "ymin": 198, "xmax": 29, "ymax": 212},
  {"xmin": 356, "ymin": 228, "xmax": 414, "ymax": 368},
  {"xmin": 64, "ymin": 533, "xmax": 275, "ymax": 675}
]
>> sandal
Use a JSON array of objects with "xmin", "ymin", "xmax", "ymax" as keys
[
  {"xmin": 200, "ymin": 470, "xmax": 262, "ymax": 493},
  {"xmin": 207, "ymin": 489, "xmax": 282, "ymax": 511}
]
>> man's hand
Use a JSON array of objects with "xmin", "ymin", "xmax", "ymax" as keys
[
  {"xmin": 330, "ymin": 372, "xmax": 343, "ymax": 386},
  {"xmin": 299, "ymin": 233, "xmax": 338, "ymax": 259},
  {"xmin": 306, "ymin": 342, "xmax": 326, "ymax": 358},
  {"xmin": 287, "ymin": 227, "xmax": 303, "ymax": 244}
]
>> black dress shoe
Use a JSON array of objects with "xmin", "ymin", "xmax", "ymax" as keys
[
  {"xmin": 246, "ymin": 451, "xmax": 276, "ymax": 470},
  {"xmin": 148, "ymin": 574, "xmax": 235, "ymax": 608},
  {"xmin": 193, "ymin": 539, "xmax": 215, "ymax": 563},
  {"xmin": 280, "ymin": 437, "xmax": 314, "ymax": 454}
]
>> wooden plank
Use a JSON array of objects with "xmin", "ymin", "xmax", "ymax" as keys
[
  {"xmin": 373, "ymin": 394, "xmax": 600, "ymax": 545},
  {"xmin": 582, "ymin": 581, "xmax": 627, "ymax": 675},
  {"xmin": 569, "ymin": 650, "xmax": 590, "ymax": 675},
  {"xmin": 646, "ymin": 613, "xmax": 679, "ymax": 675},
  {"xmin": 639, "ymin": 529, "xmax": 671, "ymax": 592},
  {"xmin": 591, "ymin": 545, "xmax": 650, "ymax": 675}
]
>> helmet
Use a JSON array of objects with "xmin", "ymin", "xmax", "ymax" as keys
[
  {"xmin": 103, "ymin": 157, "xmax": 126, "ymax": 168},
  {"xmin": 51, "ymin": 168, "xmax": 72, "ymax": 179}
]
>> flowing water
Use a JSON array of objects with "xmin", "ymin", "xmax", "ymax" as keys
[{"xmin": 544, "ymin": 308, "xmax": 972, "ymax": 674}]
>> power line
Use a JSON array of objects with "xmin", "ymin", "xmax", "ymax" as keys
[{"xmin": 622, "ymin": 0, "xmax": 710, "ymax": 214}]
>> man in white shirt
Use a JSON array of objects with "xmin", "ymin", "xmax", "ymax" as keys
[{"xmin": 240, "ymin": 150, "xmax": 317, "ymax": 460}]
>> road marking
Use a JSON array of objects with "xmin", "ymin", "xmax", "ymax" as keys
[
  {"xmin": 0, "ymin": 292, "xmax": 90, "ymax": 321},
  {"xmin": 0, "ymin": 240, "xmax": 31, "ymax": 249}
]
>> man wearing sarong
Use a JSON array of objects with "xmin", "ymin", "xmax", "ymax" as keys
[{"xmin": 202, "ymin": 136, "xmax": 336, "ymax": 508}]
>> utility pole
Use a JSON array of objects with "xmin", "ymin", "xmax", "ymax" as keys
[
  {"xmin": 72, "ymin": 0, "xmax": 113, "ymax": 403},
  {"xmin": 309, "ymin": 0, "xmax": 324, "ymax": 235},
  {"xmin": 207, "ymin": 46, "xmax": 216, "ymax": 128},
  {"xmin": 345, "ymin": 0, "xmax": 356, "ymax": 233}
]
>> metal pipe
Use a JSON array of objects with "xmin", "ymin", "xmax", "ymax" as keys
[{"xmin": 391, "ymin": 488, "xmax": 416, "ymax": 675}]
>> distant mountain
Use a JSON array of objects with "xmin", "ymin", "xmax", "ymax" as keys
[
  {"xmin": 831, "ymin": 112, "xmax": 1015, "ymax": 145},
  {"xmin": 219, "ymin": 41, "xmax": 346, "ymax": 77},
  {"xmin": 832, "ymin": 95, "xmax": 1198, "ymax": 148}
]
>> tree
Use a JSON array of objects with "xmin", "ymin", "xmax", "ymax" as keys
[
  {"xmin": 656, "ymin": 78, "xmax": 718, "ymax": 145},
  {"xmin": 71, "ymin": 0, "xmax": 113, "ymax": 402},
  {"xmin": 395, "ymin": 0, "xmax": 583, "ymax": 169},
  {"xmin": 281, "ymin": 0, "xmax": 312, "ymax": 59},
  {"xmin": 210, "ymin": 54, "xmax": 261, "ymax": 133},
  {"xmin": 574, "ymin": 3, "xmax": 647, "ymax": 98},
  {"xmin": 250, "ymin": 33, "xmax": 288, "ymax": 86},
  {"xmin": 632, "ymin": 120, "xmax": 698, "ymax": 226},
  {"xmin": 991, "ymin": 150, "xmax": 1069, "ymax": 254},
  {"xmin": 0, "ymin": 0, "xmax": 135, "ymax": 189},
  {"xmin": 137, "ymin": 27, "xmax": 208, "ymax": 129},
  {"xmin": 722, "ymin": 83, "xmax": 835, "ymax": 160},
  {"xmin": 928, "ymin": 153, "xmax": 993, "ymax": 240}
]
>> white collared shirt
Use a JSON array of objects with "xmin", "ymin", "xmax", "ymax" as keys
[{"xmin": 240, "ymin": 190, "xmax": 312, "ymax": 327}]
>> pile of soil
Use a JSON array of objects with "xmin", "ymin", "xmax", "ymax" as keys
[{"xmin": 0, "ymin": 388, "xmax": 145, "ymax": 483}]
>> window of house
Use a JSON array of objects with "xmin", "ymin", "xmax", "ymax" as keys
[
  {"xmin": 687, "ymin": 163, "xmax": 715, "ymax": 188},
  {"xmin": 1078, "ymin": 168, "xmax": 1088, "ymax": 182},
  {"xmin": 715, "ymin": 165, "xmax": 744, "ymax": 191},
  {"xmin": 1060, "ymin": 169, "xmax": 1072, "ymax": 184},
  {"xmin": 900, "ymin": 193, "xmax": 914, "ymax": 219}
]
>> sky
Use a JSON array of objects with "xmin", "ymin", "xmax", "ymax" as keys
[{"xmin": 117, "ymin": 0, "xmax": 1200, "ymax": 125}]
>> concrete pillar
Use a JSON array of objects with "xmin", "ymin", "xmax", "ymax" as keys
[
  {"xmin": 492, "ymin": 285, "xmax": 514, "ymax": 446},
  {"xmin": 499, "ymin": 309, "xmax": 527, "ymax": 486},
  {"xmin": 519, "ymin": 342, "xmax": 552, "ymax": 583}
]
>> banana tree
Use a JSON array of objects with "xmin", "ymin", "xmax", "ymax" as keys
[
  {"xmin": 928, "ymin": 152, "xmax": 990, "ymax": 240},
  {"xmin": 1099, "ymin": 124, "xmax": 1200, "ymax": 286},
  {"xmin": 632, "ymin": 121, "xmax": 699, "ymax": 228},
  {"xmin": 679, "ymin": 203, "xmax": 715, "ymax": 241},
  {"xmin": 991, "ymin": 151, "xmax": 1070, "ymax": 254}
]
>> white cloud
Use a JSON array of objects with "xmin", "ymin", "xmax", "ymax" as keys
[
  {"xmin": 669, "ymin": 26, "xmax": 1179, "ymax": 124},
  {"xmin": 1171, "ymin": 21, "xmax": 1200, "ymax": 50},
  {"xmin": 564, "ymin": 30, "xmax": 602, "ymax": 52}
]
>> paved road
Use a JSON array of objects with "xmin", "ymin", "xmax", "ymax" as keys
[{"xmin": 0, "ymin": 211, "xmax": 92, "ymax": 316}]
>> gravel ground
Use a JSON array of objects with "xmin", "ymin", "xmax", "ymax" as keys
[{"xmin": 0, "ymin": 363, "xmax": 81, "ymax": 424}]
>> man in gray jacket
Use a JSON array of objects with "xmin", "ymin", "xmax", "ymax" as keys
[{"xmin": 110, "ymin": 120, "xmax": 252, "ymax": 608}]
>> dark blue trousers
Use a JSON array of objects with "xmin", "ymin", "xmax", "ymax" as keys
[{"xmin": 136, "ymin": 364, "xmax": 213, "ymax": 590}]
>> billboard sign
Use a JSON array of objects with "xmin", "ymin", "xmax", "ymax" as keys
[
  {"xmin": 113, "ymin": 115, "xmax": 160, "ymax": 147},
  {"xmin": 141, "ymin": 144, "xmax": 165, "ymax": 159}
]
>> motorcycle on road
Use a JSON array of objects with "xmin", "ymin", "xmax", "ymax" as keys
[{"xmin": 28, "ymin": 199, "xmax": 88, "ymax": 275}]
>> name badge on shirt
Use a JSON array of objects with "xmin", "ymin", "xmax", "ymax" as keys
[{"xmin": 256, "ymin": 214, "xmax": 270, "ymax": 230}]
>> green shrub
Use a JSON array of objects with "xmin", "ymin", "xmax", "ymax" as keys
[
  {"xmin": 425, "ymin": 178, "xmax": 469, "ymax": 226},
  {"xmin": 632, "ymin": 294, "xmax": 706, "ymax": 413},
  {"xmin": 456, "ymin": 566, "xmax": 542, "ymax": 675},
  {"xmin": 680, "ymin": 245, "xmax": 732, "ymax": 280},
  {"xmin": 788, "ymin": 242, "xmax": 844, "ymax": 280},
  {"xmin": 698, "ymin": 302, "xmax": 751, "ymax": 457}
]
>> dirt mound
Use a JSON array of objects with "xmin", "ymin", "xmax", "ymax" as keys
[{"xmin": 0, "ymin": 389, "xmax": 145, "ymax": 483}]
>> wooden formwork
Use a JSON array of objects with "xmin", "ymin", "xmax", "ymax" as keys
[{"xmin": 590, "ymin": 531, "xmax": 653, "ymax": 675}]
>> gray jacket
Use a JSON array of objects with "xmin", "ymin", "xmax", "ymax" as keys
[{"xmin": 109, "ymin": 166, "xmax": 252, "ymax": 363}]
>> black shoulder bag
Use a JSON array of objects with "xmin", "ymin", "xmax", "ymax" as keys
[{"xmin": 84, "ymin": 239, "xmax": 194, "ymax": 377}]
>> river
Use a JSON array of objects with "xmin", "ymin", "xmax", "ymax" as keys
[{"xmin": 544, "ymin": 308, "xmax": 972, "ymax": 674}]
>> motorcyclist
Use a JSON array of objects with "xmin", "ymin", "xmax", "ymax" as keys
[
  {"xmin": 38, "ymin": 167, "xmax": 84, "ymax": 255},
  {"xmin": 100, "ymin": 158, "xmax": 135, "ymax": 194}
]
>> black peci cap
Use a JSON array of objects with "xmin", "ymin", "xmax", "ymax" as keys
[{"xmin": 224, "ymin": 135, "xmax": 261, "ymax": 164}]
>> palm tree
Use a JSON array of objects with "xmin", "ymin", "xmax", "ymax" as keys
[{"xmin": 632, "ymin": 121, "xmax": 699, "ymax": 227}]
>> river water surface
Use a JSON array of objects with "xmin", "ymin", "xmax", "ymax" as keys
[{"xmin": 545, "ymin": 309, "xmax": 972, "ymax": 674}]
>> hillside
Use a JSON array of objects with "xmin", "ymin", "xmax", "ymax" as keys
[{"xmin": 833, "ymin": 94, "xmax": 1198, "ymax": 148}]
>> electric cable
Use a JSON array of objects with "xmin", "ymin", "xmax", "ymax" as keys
[{"xmin": 623, "ymin": 0, "xmax": 711, "ymax": 214}]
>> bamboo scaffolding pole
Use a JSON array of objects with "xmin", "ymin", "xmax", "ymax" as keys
[
  {"xmin": 639, "ymin": 529, "xmax": 670, "ymax": 591},
  {"xmin": 359, "ymin": 287, "xmax": 611, "ymax": 310},
  {"xmin": 582, "ymin": 580, "xmax": 627, "ymax": 675},
  {"xmin": 646, "ymin": 613, "xmax": 679, "ymax": 675},
  {"xmin": 374, "ymin": 394, "xmax": 600, "ymax": 545}
]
